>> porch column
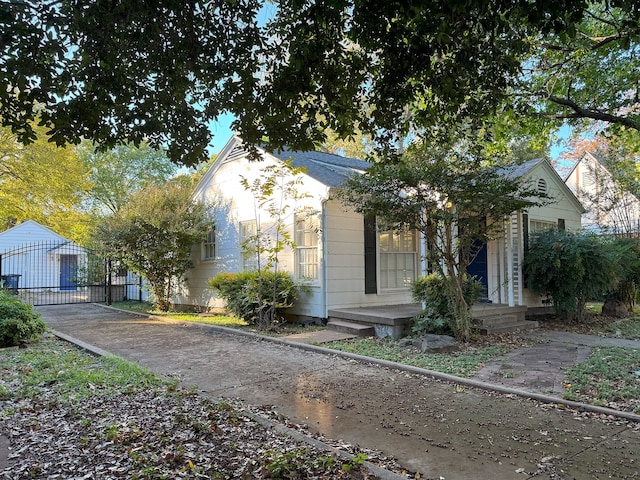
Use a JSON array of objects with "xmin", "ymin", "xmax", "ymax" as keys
[
  {"xmin": 515, "ymin": 212, "xmax": 525, "ymax": 306},
  {"xmin": 506, "ymin": 215, "xmax": 515, "ymax": 307}
]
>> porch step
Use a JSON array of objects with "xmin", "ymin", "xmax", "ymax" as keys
[
  {"xmin": 327, "ymin": 320, "xmax": 375, "ymax": 337},
  {"xmin": 472, "ymin": 320, "xmax": 540, "ymax": 335},
  {"xmin": 472, "ymin": 314, "xmax": 539, "ymax": 335},
  {"xmin": 472, "ymin": 314, "xmax": 521, "ymax": 327}
]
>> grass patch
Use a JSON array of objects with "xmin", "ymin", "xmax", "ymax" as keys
[
  {"xmin": 0, "ymin": 336, "xmax": 165, "ymax": 403},
  {"xmin": 111, "ymin": 301, "xmax": 248, "ymax": 327},
  {"xmin": 326, "ymin": 337, "xmax": 513, "ymax": 377},
  {"xmin": 564, "ymin": 346, "xmax": 640, "ymax": 412},
  {"xmin": 603, "ymin": 318, "xmax": 640, "ymax": 340},
  {"xmin": 110, "ymin": 301, "xmax": 323, "ymax": 336}
]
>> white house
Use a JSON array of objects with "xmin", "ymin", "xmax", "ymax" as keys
[
  {"xmin": 0, "ymin": 220, "xmax": 87, "ymax": 292},
  {"xmin": 564, "ymin": 152, "xmax": 640, "ymax": 235},
  {"xmin": 175, "ymin": 136, "xmax": 584, "ymax": 326}
]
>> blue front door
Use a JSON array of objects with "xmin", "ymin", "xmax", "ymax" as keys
[
  {"xmin": 467, "ymin": 240, "xmax": 489, "ymax": 301},
  {"xmin": 60, "ymin": 255, "xmax": 78, "ymax": 291}
]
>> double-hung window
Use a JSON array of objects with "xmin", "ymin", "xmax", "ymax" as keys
[
  {"xmin": 379, "ymin": 229, "xmax": 418, "ymax": 289},
  {"xmin": 530, "ymin": 220, "xmax": 555, "ymax": 233},
  {"xmin": 240, "ymin": 220, "xmax": 259, "ymax": 271},
  {"xmin": 201, "ymin": 227, "xmax": 216, "ymax": 261}
]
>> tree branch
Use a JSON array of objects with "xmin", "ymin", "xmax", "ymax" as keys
[{"xmin": 541, "ymin": 94, "xmax": 640, "ymax": 130}]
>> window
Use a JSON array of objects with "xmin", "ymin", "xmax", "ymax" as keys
[
  {"xmin": 295, "ymin": 215, "xmax": 319, "ymax": 281},
  {"xmin": 240, "ymin": 220, "xmax": 258, "ymax": 271},
  {"xmin": 379, "ymin": 229, "xmax": 418, "ymax": 289},
  {"xmin": 530, "ymin": 220, "xmax": 555, "ymax": 233},
  {"xmin": 201, "ymin": 228, "xmax": 216, "ymax": 261}
]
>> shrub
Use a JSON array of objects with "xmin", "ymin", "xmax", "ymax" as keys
[
  {"xmin": 524, "ymin": 229, "xmax": 620, "ymax": 322},
  {"xmin": 0, "ymin": 290, "xmax": 46, "ymax": 347},
  {"xmin": 208, "ymin": 271, "xmax": 299, "ymax": 328},
  {"xmin": 607, "ymin": 237, "xmax": 640, "ymax": 311},
  {"xmin": 410, "ymin": 273, "xmax": 482, "ymax": 336}
]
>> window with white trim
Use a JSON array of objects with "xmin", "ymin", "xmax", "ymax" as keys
[
  {"xmin": 240, "ymin": 220, "xmax": 258, "ymax": 271},
  {"xmin": 295, "ymin": 215, "xmax": 319, "ymax": 281},
  {"xmin": 201, "ymin": 227, "xmax": 216, "ymax": 261},
  {"xmin": 379, "ymin": 229, "xmax": 418, "ymax": 289},
  {"xmin": 530, "ymin": 220, "xmax": 555, "ymax": 233}
]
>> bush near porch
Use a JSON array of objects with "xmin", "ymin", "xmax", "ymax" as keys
[{"xmin": 208, "ymin": 271, "xmax": 299, "ymax": 329}]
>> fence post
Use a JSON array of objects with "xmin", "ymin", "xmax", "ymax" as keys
[
  {"xmin": 138, "ymin": 274, "xmax": 143, "ymax": 303},
  {"xmin": 107, "ymin": 259, "xmax": 112, "ymax": 306}
]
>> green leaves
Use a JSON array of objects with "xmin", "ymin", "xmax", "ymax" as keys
[
  {"xmin": 524, "ymin": 230, "xmax": 623, "ymax": 321},
  {"xmin": 97, "ymin": 177, "xmax": 213, "ymax": 311},
  {"xmin": 2, "ymin": 0, "xmax": 637, "ymax": 164}
]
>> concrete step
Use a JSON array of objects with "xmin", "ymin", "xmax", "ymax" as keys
[
  {"xmin": 327, "ymin": 320, "xmax": 375, "ymax": 337},
  {"xmin": 472, "ymin": 314, "xmax": 520, "ymax": 327},
  {"xmin": 472, "ymin": 320, "xmax": 540, "ymax": 335},
  {"xmin": 471, "ymin": 304, "xmax": 527, "ymax": 321}
]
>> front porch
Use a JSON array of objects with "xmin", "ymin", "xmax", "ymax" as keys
[{"xmin": 327, "ymin": 303, "xmax": 538, "ymax": 339}]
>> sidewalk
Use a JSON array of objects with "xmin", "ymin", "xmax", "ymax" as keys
[{"xmin": 32, "ymin": 304, "xmax": 640, "ymax": 480}]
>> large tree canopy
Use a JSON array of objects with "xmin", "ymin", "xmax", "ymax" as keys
[
  {"xmin": 78, "ymin": 142, "xmax": 178, "ymax": 215},
  {"xmin": 2, "ymin": 0, "xmax": 638, "ymax": 165},
  {"xmin": 0, "ymin": 124, "xmax": 92, "ymax": 242}
]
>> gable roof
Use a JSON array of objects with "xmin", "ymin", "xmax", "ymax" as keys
[
  {"xmin": 269, "ymin": 148, "xmax": 370, "ymax": 188},
  {"xmin": 194, "ymin": 135, "xmax": 371, "ymax": 197},
  {"xmin": 499, "ymin": 157, "xmax": 585, "ymax": 213},
  {"xmin": 563, "ymin": 151, "xmax": 601, "ymax": 181},
  {"xmin": 0, "ymin": 220, "xmax": 69, "ymax": 242},
  {"xmin": 0, "ymin": 220, "xmax": 73, "ymax": 254},
  {"xmin": 498, "ymin": 157, "xmax": 546, "ymax": 179},
  {"xmin": 197, "ymin": 136, "xmax": 584, "ymax": 214}
]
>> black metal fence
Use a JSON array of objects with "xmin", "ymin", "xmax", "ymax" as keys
[{"xmin": 0, "ymin": 240, "xmax": 145, "ymax": 306}]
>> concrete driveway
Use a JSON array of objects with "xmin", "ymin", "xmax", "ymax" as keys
[{"xmin": 37, "ymin": 304, "xmax": 639, "ymax": 480}]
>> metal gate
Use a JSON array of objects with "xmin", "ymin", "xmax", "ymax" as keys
[{"xmin": 0, "ymin": 240, "xmax": 144, "ymax": 306}]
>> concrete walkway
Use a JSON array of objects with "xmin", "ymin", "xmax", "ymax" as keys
[
  {"xmin": 473, "ymin": 331, "xmax": 640, "ymax": 397},
  {"xmin": 29, "ymin": 304, "xmax": 640, "ymax": 479}
]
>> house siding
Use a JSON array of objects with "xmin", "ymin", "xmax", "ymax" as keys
[
  {"xmin": 324, "ymin": 200, "xmax": 414, "ymax": 310},
  {"xmin": 176, "ymin": 148, "xmax": 329, "ymax": 316},
  {"xmin": 521, "ymin": 164, "xmax": 582, "ymax": 307}
]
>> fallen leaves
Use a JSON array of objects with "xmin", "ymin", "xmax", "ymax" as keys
[{"xmin": 0, "ymin": 385, "xmax": 378, "ymax": 479}]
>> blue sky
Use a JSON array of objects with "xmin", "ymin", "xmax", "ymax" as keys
[{"xmin": 207, "ymin": 113, "xmax": 236, "ymax": 155}]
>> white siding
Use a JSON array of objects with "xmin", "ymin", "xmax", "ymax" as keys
[
  {"xmin": 324, "ymin": 200, "xmax": 413, "ymax": 310},
  {"xmin": 178, "ymin": 145, "xmax": 329, "ymax": 318},
  {"xmin": 0, "ymin": 221, "xmax": 80, "ymax": 291},
  {"xmin": 522, "ymin": 163, "xmax": 583, "ymax": 307}
]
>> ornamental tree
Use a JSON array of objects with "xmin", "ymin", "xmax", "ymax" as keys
[
  {"xmin": 96, "ymin": 176, "xmax": 213, "ymax": 311},
  {"xmin": 339, "ymin": 137, "xmax": 546, "ymax": 340}
]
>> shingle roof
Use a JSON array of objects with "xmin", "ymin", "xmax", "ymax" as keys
[
  {"xmin": 497, "ymin": 157, "xmax": 545, "ymax": 179},
  {"xmin": 269, "ymin": 149, "xmax": 371, "ymax": 188}
]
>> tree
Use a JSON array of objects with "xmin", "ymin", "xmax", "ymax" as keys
[
  {"xmin": 2, "ymin": 1, "xmax": 637, "ymax": 165},
  {"xmin": 339, "ymin": 137, "xmax": 545, "ymax": 340},
  {"xmin": 96, "ymin": 176, "xmax": 213, "ymax": 311},
  {"xmin": 0, "ymin": 124, "xmax": 92, "ymax": 242},
  {"xmin": 78, "ymin": 142, "xmax": 178, "ymax": 215},
  {"xmin": 522, "ymin": 3, "xmax": 640, "ymax": 134}
]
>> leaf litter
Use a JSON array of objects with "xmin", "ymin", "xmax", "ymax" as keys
[{"xmin": 1, "ymin": 382, "xmax": 386, "ymax": 479}]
